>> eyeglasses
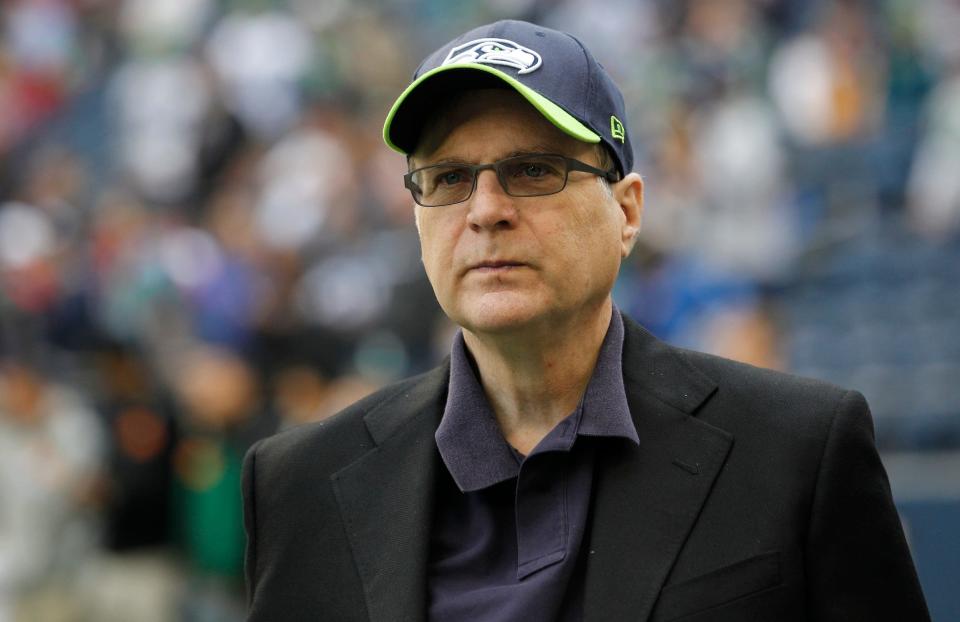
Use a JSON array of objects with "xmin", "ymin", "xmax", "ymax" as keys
[{"xmin": 404, "ymin": 153, "xmax": 620, "ymax": 207}]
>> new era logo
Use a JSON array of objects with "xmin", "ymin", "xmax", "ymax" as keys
[
  {"xmin": 610, "ymin": 116, "xmax": 626, "ymax": 143},
  {"xmin": 442, "ymin": 38, "xmax": 542, "ymax": 75}
]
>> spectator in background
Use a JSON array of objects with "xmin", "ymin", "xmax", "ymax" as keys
[
  {"xmin": 93, "ymin": 342, "xmax": 176, "ymax": 552},
  {"xmin": 79, "ymin": 344, "xmax": 182, "ymax": 622},
  {"xmin": 908, "ymin": 65, "xmax": 960, "ymax": 234},
  {"xmin": 0, "ymin": 359, "xmax": 104, "ymax": 622},
  {"xmin": 169, "ymin": 343, "xmax": 271, "ymax": 621}
]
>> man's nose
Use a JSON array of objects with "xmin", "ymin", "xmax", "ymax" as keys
[{"xmin": 466, "ymin": 169, "xmax": 517, "ymax": 231}]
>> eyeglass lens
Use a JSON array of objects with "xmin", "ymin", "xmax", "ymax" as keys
[{"xmin": 411, "ymin": 154, "xmax": 569, "ymax": 206}]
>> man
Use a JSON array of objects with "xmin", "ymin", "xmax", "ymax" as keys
[{"xmin": 242, "ymin": 20, "xmax": 929, "ymax": 621}]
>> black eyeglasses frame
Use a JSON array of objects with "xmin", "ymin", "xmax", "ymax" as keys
[{"xmin": 403, "ymin": 153, "xmax": 621, "ymax": 207}]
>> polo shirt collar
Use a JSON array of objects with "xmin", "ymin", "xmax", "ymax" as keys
[{"xmin": 435, "ymin": 306, "xmax": 638, "ymax": 492}]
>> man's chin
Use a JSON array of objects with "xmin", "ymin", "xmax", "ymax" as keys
[{"xmin": 452, "ymin": 296, "xmax": 549, "ymax": 337}]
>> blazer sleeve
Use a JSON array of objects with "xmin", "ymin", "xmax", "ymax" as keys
[{"xmin": 804, "ymin": 390, "xmax": 930, "ymax": 621}]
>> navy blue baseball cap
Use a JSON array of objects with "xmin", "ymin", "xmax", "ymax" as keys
[{"xmin": 383, "ymin": 20, "xmax": 633, "ymax": 176}]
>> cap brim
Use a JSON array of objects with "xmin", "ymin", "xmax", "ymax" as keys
[{"xmin": 383, "ymin": 63, "xmax": 601, "ymax": 155}]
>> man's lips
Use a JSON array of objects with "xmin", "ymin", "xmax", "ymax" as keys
[{"xmin": 467, "ymin": 260, "xmax": 528, "ymax": 272}]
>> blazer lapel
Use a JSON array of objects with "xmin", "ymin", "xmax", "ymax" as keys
[
  {"xmin": 332, "ymin": 364, "xmax": 448, "ymax": 622},
  {"xmin": 583, "ymin": 318, "xmax": 733, "ymax": 622}
]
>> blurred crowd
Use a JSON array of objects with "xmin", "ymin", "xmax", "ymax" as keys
[{"xmin": 1, "ymin": 0, "xmax": 959, "ymax": 619}]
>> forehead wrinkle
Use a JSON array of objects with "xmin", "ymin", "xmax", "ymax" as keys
[{"xmin": 422, "ymin": 143, "xmax": 571, "ymax": 166}]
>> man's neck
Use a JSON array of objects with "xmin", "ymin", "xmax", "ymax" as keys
[{"xmin": 461, "ymin": 299, "xmax": 613, "ymax": 455}]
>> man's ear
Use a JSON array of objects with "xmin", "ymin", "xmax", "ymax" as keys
[{"xmin": 613, "ymin": 172, "xmax": 643, "ymax": 257}]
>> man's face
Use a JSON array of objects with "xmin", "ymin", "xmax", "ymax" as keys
[{"xmin": 411, "ymin": 89, "xmax": 641, "ymax": 337}]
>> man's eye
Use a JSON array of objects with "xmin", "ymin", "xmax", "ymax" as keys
[
  {"xmin": 512, "ymin": 160, "xmax": 559, "ymax": 179},
  {"xmin": 435, "ymin": 170, "xmax": 468, "ymax": 186},
  {"xmin": 522, "ymin": 164, "xmax": 546, "ymax": 178}
]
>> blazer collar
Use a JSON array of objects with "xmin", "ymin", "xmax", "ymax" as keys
[
  {"xmin": 583, "ymin": 315, "xmax": 733, "ymax": 622},
  {"xmin": 331, "ymin": 362, "xmax": 449, "ymax": 622}
]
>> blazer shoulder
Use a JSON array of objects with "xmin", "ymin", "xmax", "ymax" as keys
[
  {"xmin": 249, "ymin": 363, "xmax": 448, "ymax": 477},
  {"xmin": 673, "ymin": 346, "xmax": 875, "ymax": 454},
  {"xmin": 680, "ymin": 347, "xmax": 849, "ymax": 403},
  {"xmin": 621, "ymin": 312, "xmax": 851, "ymax": 417}
]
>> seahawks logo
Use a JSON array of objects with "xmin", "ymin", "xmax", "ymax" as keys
[{"xmin": 442, "ymin": 38, "xmax": 542, "ymax": 75}]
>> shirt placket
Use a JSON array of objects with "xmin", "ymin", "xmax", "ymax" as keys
[
  {"xmin": 513, "ymin": 415, "xmax": 579, "ymax": 580},
  {"xmin": 515, "ymin": 452, "xmax": 569, "ymax": 579}
]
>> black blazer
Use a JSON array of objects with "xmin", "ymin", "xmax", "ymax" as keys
[{"xmin": 242, "ymin": 316, "xmax": 929, "ymax": 621}]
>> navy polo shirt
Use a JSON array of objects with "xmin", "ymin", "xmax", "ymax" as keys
[{"xmin": 429, "ymin": 308, "xmax": 638, "ymax": 621}]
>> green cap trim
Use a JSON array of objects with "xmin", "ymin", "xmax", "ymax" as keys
[{"xmin": 383, "ymin": 63, "xmax": 601, "ymax": 154}]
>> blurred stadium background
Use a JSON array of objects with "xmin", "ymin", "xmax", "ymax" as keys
[{"xmin": 1, "ymin": 0, "xmax": 958, "ymax": 620}]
